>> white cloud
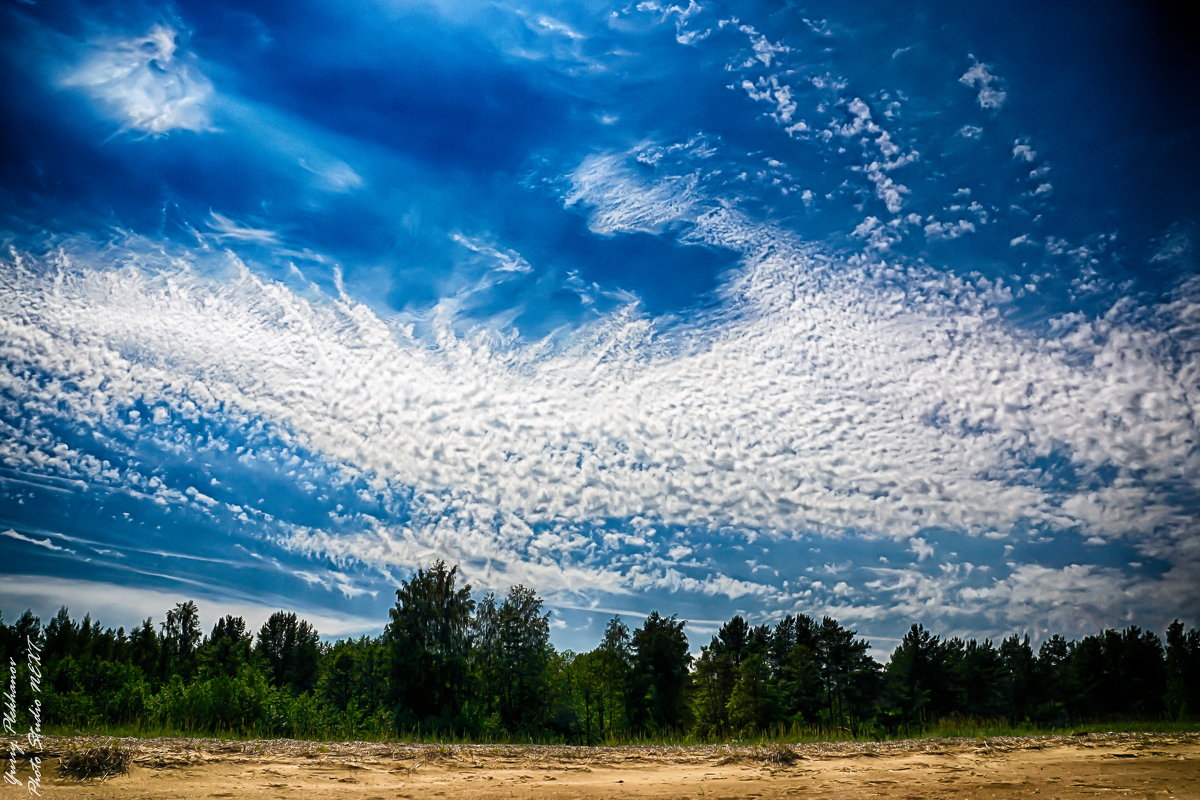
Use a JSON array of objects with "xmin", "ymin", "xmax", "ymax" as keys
[
  {"xmin": 740, "ymin": 76, "xmax": 799, "ymax": 126},
  {"xmin": 0, "ymin": 574, "xmax": 379, "ymax": 637},
  {"xmin": 207, "ymin": 213, "xmax": 282, "ymax": 246},
  {"xmin": 63, "ymin": 25, "xmax": 214, "ymax": 135},
  {"xmin": 735, "ymin": 24, "xmax": 791, "ymax": 68},
  {"xmin": 2, "ymin": 529, "xmax": 70, "ymax": 553},
  {"xmin": 1, "ymin": 154, "xmax": 1197, "ymax": 620},
  {"xmin": 909, "ymin": 536, "xmax": 934, "ymax": 562},
  {"xmin": 668, "ymin": 545, "xmax": 693, "ymax": 560},
  {"xmin": 637, "ymin": 1, "xmax": 709, "ymax": 44},
  {"xmin": 450, "ymin": 232, "xmax": 533, "ymax": 273},
  {"xmin": 924, "ymin": 218, "xmax": 976, "ymax": 241},
  {"xmin": 1012, "ymin": 140, "xmax": 1037, "ymax": 162},
  {"xmin": 731, "ymin": 30, "xmax": 919, "ymax": 219},
  {"xmin": 956, "ymin": 562, "xmax": 1192, "ymax": 637},
  {"xmin": 566, "ymin": 153, "xmax": 698, "ymax": 234},
  {"xmin": 959, "ymin": 56, "xmax": 1007, "ymax": 110},
  {"xmin": 1149, "ymin": 224, "xmax": 1197, "ymax": 268},
  {"xmin": 300, "ymin": 159, "xmax": 364, "ymax": 193},
  {"xmin": 535, "ymin": 15, "xmax": 584, "ymax": 40}
]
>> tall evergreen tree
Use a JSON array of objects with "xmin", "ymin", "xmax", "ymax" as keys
[
  {"xmin": 495, "ymin": 585, "xmax": 552, "ymax": 734},
  {"xmin": 884, "ymin": 624, "xmax": 944, "ymax": 727},
  {"xmin": 597, "ymin": 616, "xmax": 633, "ymax": 737},
  {"xmin": 163, "ymin": 601, "xmax": 203, "ymax": 680},
  {"xmin": 256, "ymin": 611, "xmax": 320, "ymax": 693},
  {"xmin": 384, "ymin": 560, "xmax": 476, "ymax": 732},
  {"xmin": 1033, "ymin": 634, "xmax": 1071, "ymax": 722},
  {"xmin": 690, "ymin": 616, "xmax": 751, "ymax": 736},
  {"xmin": 44, "ymin": 606, "xmax": 79, "ymax": 663},
  {"xmin": 471, "ymin": 592, "xmax": 502, "ymax": 729},
  {"xmin": 956, "ymin": 638, "xmax": 1006, "ymax": 719},
  {"xmin": 629, "ymin": 612, "xmax": 690, "ymax": 733},
  {"xmin": 1117, "ymin": 626, "xmax": 1166, "ymax": 717},
  {"xmin": 999, "ymin": 634, "xmax": 1036, "ymax": 723},
  {"xmin": 1070, "ymin": 632, "xmax": 1115, "ymax": 719},
  {"xmin": 1165, "ymin": 621, "xmax": 1200, "ymax": 719},
  {"xmin": 727, "ymin": 652, "xmax": 777, "ymax": 734},
  {"xmin": 771, "ymin": 614, "xmax": 823, "ymax": 725},
  {"xmin": 817, "ymin": 616, "xmax": 880, "ymax": 731},
  {"xmin": 128, "ymin": 618, "xmax": 162, "ymax": 685},
  {"xmin": 200, "ymin": 615, "xmax": 253, "ymax": 679}
]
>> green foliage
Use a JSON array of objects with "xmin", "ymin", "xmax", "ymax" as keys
[
  {"xmin": 385, "ymin": 560, "xmax": 475, "ymax": 733},
  {"xmin": 257, "ymin": 611, "xmax": 320, "ymax": 693},
  {"xmin": 814, "ymin": 616, "xmax": 879, "ymax": 732},
  {"xmin": 200, "ymin": 615, "xmax": 253, "ymax": 679},
  {"xmin": 162, "ymin": 601, "xmax": 202, "ymax": 681},
  {"xmin": 560, "ymin": 616, "xmax": 633, "ymax": 743},
  {"xmin": 884, "ymin": 624, "xmax": 949, "ymax": 728},
  {"xmin": 487, "ymin": 585, "xmax": 553, "ymax": 734},
  {"xmin": 3, "ymin": 562, "xmax": 1198, "ymax": 745},
  {"xmin": 727, "ymin": 653, "xmax": 777, "ymax": 735},
  {"xmin": 630, "ymin": 611, "xmax": 691, "ymax": 733},
  {"xmin": 1166, "ymin": 620, "xmax": 1200, "ymax": 718}
]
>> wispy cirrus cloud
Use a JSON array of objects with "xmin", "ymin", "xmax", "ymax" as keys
[
  {"xmin": 0, "ymin": 574, "xmax": 379, "ymax": 637},
  {"xmin": 207, "ymin": 212, "xmax": 282, "ymax": 245},
  {"xmin": 52, "ymin": 17, "xmax": 366, "ymax": 197},
  {"xmin": 62, "ymin": 24, "xmax": 214, "ymax": 135}
]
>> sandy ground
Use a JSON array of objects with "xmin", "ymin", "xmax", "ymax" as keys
[{"xmin": 4, "ymin": 732, "xmax": 1198, "ymax": 799}]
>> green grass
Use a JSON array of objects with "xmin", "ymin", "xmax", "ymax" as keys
[{"xmin": 44, "ymin": 717, "xmax": 1200, "ymax": 747}]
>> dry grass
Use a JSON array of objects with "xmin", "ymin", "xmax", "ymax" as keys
[
  {"xmin": 759, "ymin": 742, "xmax": 801, "ymax": 765},
  {"xmin": 58, "ymin": 740, "xmax": 135, "ymax": 782}
]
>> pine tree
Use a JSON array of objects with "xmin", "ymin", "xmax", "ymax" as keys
[
  {"xmin": 629, "ymin": 612, "xmax": 690, "ymax": 733},
  {"xmin": 884, "ymin": 624, "xmax": 942, "ymax": 727},
  {"xmin": 1165, "ymin": 621, "xmax": 1200, "ymax": 719},
  {"xmin": 384, "ymin": 560, "xmax": 475, "ymax": 733},
  {"xmin": 256, "ymin": 611, "xmax": 320, "ymax": 693},
  {"xmin": 163, "ymin": 601, "xmax": 203, "ymax": 681},
  {"xmin": 495, "ymin": 585, "xmax": 552, "ymax": 734},
  {"xmin": 999, "ymin": 634, "xmax": 1036, "ymax": 724},
  {"xmin": 727, "ymin": 653, "xmax": 776, "ymax": 735},
  {"xmin": 199, "ymin": 615, "xmax": 253, "ymax": 679}
]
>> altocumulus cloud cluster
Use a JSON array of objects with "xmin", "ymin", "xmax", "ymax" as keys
[{"xmin": 0, "ymin": 0, "xmax": 1197, "ymax": 651}]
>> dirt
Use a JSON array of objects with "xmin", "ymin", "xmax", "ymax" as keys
[{"xmin": 3, "ymin": 732, "xmax": 1198, "ymax": 799}]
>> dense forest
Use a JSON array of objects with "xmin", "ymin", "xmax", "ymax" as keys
[{"xmin": 3, "ymin": 561, "xmax": 1198, "ymax": 743}]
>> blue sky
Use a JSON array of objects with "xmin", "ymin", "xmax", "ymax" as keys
[{"xmin": 1, "ymin": 0, "xmax": 1197, "ymax": 655}]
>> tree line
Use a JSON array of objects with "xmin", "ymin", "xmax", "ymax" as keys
[{"xmin": 2, "ymin": 561, "xmax": 1198, "ymax": 742}]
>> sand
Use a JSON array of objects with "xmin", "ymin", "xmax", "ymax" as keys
[{"xmin": 4, "ymin": 732, "xmax": 1198, "ymax": 798}]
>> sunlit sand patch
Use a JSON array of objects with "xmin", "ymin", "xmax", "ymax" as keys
[{"xmin": 3, "ymin": 732, "xmax": 1197, "ymax": 799}]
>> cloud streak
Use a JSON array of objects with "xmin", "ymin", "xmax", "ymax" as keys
[
  {"xmin": 0, "ymin": 574, "xmax": 379, "ymax": 637},
  {"xmin": 63, "ymin": 24, "xmax": 214, "ymax": 135}
]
